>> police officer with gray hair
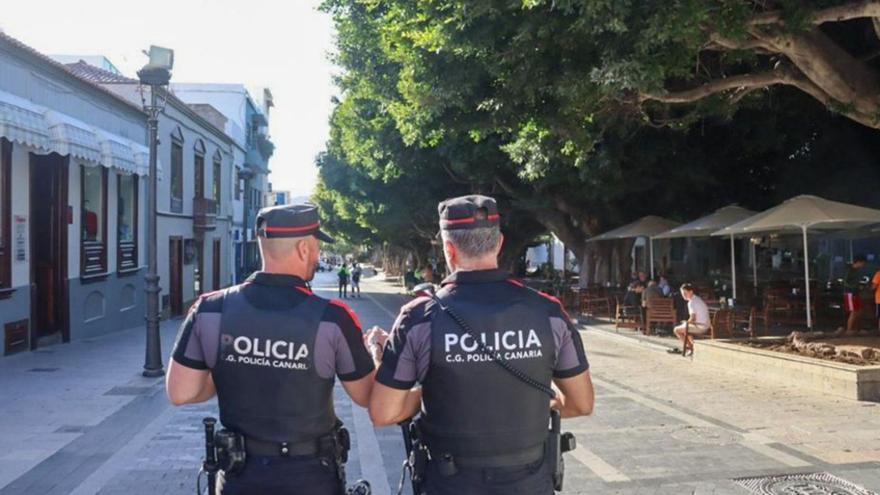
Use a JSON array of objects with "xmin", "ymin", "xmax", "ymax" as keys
[
  {"xmin": 366, "ymin": 195, "xmax": 594, "ymax": 494},
  {"xmin": 167, "ymin": 203, "xmax": 376, "ymax": 495}
]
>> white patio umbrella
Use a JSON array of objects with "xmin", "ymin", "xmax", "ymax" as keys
[
  {"xmin": 588, "ymin": 216, "xmax": 680, "ymax": 277},
  {"xmin": 654, "ymin": 205, "xmax": 756, "ymax": 302},
  {"xmin": 711, "ymin": 195, "xmax": 880, "ymax": 328}
]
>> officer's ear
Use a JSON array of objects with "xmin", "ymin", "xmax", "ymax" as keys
[
  {"xmin": 495, "ymin": 233, "xmax": 504, "ymax": 255},
  {"xmin": 295, "ymin": 238, "xmax": 311, "ymax": 262},
  {"xmin": 443, "ymin": 239, "xmax": 457, "ymax": 265}
]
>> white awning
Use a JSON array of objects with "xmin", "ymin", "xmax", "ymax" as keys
[
  {"xmin": 0, "ymin": 89, "xmax": 52, "ymax": 152},
  {"xmin": 45, "ymin": 111, "xmax": 103, "ymax": 164},
  {"xmin": 96, "ymin": 130, "xmax": 137, "ymax": 174},
  {"xmin": 0, "ymin": 93, "xmax": 154, "ymax": 177}
]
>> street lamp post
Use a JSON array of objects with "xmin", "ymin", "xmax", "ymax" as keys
[
  {"xmin": 138, "ymin": 46, "xmax": 174, "ymax": 378},
  {"xmin": 239, "ymin": 167, "xmax": 254, "ymax": 280}
]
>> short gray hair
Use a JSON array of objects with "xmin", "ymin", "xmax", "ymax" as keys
[
  {"xmin": 258, "ymin": 236, "xmax": 309, "ymax": 260},
  {"xmin": 441, "ymin": 226, "xmax": 501, "ymax": 258}
]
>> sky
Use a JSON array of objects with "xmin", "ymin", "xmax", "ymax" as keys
[{"xmin": 0, "ymin": 0, "xmax": 337, "ymax": 199}]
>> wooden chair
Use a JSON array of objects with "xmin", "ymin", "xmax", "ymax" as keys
[
  {"xmin": 645, "ymin": 298, "xmax": 676, "ymax": 336},
  {"xmin": 747, "ymin": 306, "xmax": 765, "ymax": 338},
  {"xmin": 561, "ymin": 287, "xmax": 579, "ymax": 312},
  {"xmin": 615, "ymin": 297, "xmax": 641, "ymax": 331},
  {"xmin": 580, "ymin": 287, "xmax": 612, "ymax": 319}
]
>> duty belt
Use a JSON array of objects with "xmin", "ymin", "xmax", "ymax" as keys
[
  {"xmin": 245, "ymin": 436, "xmax": 324, "ymax": 457},
  {"xmin": 422, "ymin": 431, "xmax": 546, "ymax": 469},
  {"xmin": 449, "ymin": 444, "xmax": 545, "ymax": 468}
]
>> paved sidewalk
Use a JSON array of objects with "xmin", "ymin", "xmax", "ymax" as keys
[{"xmin": 0, "ymin": 271, "xmax": 878, "ymax": 494}]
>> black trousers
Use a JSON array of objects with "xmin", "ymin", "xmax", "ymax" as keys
[
  {"xmin": 422, "ymin": 456, "xmax": 553, "ymax": 495},
  {"xmin": 338, "ymin": 280, "xmax": 348, "ymax": 298},
  {"xmin": 218, "ymin": 455, "xmax": 342, "ymax": 495}
]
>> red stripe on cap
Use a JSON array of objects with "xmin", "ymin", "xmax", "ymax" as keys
[
  {"xmin": 265, "ymin": 222, "xmax": 320, "ymax": 233},
  {"xmin": 442, "ymin": 217, "xmax": 476, "ymax": 225},
  {"xmin": 442, "ymin": 213, "xmax": 500, "ymax": 225},
  {"xmin": 330, "ymin": 299, "xmax": 362, "ymax": 331}
]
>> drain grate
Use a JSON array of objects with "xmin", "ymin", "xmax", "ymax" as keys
[
  {"xmin": 734, "ymin": 472, "xmax": 876, "ymax": 495},
  {"xmin": 54, "ymin": 425, "xmax": 91, "ymax": 434},
  {"xmin": 103, "ymin": 386, "xmax": 152, "ymax": 396},
  {"xmin": 26, "ymin": 367, "xmax": 59, "ymax": 372}
]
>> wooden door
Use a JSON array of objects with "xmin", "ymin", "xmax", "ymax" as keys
[
  {"xmin": 169, "ymin": 237, "xmax": 183, "ymax": 316},
  {"xmin": 212, "ymin": 239, "xmax": 221, "ymax": 291},
  {"xmin": 29, "ymin": 153, "xmax": 69, "ymax": 346}
]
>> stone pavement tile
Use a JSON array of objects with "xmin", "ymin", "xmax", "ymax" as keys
[
  {"xmin": 582, "ymin": 326, "xmax": 880, "ymax": 468},
  {"xmin": 0, "ymin": 318, "xmax": 180, "ymax": 492}
]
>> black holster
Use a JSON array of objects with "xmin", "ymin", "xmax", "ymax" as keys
[
  {"xmin": 548, "ymin": 410, "xmax": 577, "ymax": 492},
  {"xmin": 215, "ymin": 429, "xmax": 247, "ymax": 477},
  {"xmin": 399, "ymin": 420, "xmax": 428, "ymax": 495},
  {"xmin": 318, "ymin": 423, "xmax": 351, "ymax": 487}
]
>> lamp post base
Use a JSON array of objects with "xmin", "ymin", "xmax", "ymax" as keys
[{"xmin": 142, "ymin": 367, "xmax": 165, "ymax": 378}]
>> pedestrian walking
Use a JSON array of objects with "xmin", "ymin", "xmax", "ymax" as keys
[
  {"xmin": 166, "ymin": 203, "xmax": 376, "ymax": 495},
  {"xmin": 351, "ymin": 263, "xmax": 362, "ymax": 298},
  {"xmin": 843, "ymin": 254, "xmax": 867, "ymax": 335},
  {"xmin": 366, "ymin": 194, "xmax": 594, "ymax": 494},
  {"xmin": 338, "ymin": 263, "xmax": 350, "ymax": 298}
]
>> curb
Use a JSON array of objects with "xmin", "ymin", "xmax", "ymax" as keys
[{"xmin": 580, "ymin": 322, "xmax": 679, "ymax": 353}]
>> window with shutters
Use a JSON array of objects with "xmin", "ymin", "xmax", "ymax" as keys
[
  {"xmin": 194, "ymin": 150, "xmax": 205, "ymax": 200},
  {"xmin": 213, "ymin": 153, "xmax": 222, "ymax": 213},
  {"xmin": 117, "ymin": 174, "xmax": 138, "ymax": 272},
  {"xmin": 81, "ymin": 165, "xmax": 107, "ymax": 276},
  {"xmin": 170, "ymin": 140, "xmax": 183, "ymax": 213}
]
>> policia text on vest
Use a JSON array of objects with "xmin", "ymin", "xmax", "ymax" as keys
[
  {"xmin": 370, "ymin": 270, "xmax": 593, "ymax": 495},
  {"xmin": 370, "ymin": 194, "xmax": 593, "ymax": 494},
  {"xmin": 167, "ymin": 271, "xmax": 379, "ymax": 494},
  {"xmin": 394, "ymin": 285, "xmax": 577, "ymax": 495}
]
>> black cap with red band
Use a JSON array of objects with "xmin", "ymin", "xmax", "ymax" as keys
[
  {"xmin": 438, "ymin": 194, "xmax": 501, "ymax": 231},
  {"xmin": 256, "ymin": 203, "xmax": 335, "ymax": 243}
]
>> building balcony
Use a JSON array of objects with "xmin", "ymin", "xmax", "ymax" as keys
[{"xmin": 193, "ymin": 197, "xmax": 218, "ymax": 232}]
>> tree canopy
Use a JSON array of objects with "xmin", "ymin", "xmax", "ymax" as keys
[{"xmin": 315, "ymin": 0, "xmax": 880, "ymax": 278}]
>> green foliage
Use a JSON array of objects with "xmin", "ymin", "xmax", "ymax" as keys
[{"xmin": 316, "ymin": 0, "xmax": 880, "ymax": 263}]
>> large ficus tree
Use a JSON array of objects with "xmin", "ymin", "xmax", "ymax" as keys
[
  {"xmin": 589, "ymin": 0, "xmax": 880, "ymax": 129},
  {"xmin": 317, "ymin": 0, "xmax": 880, "ymax": 281}
]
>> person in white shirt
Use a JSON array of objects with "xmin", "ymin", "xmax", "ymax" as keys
[{"xmin": 672, "ymin": 283, "xmax": 710, "ymax": 355}]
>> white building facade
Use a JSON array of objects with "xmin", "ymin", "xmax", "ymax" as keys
[
  {"xmin": 171, "ymin": 84, "xmax": 274, "ymax": 282},
  {"xmin": 66, "ymin": 62, "xmax": 242, "ymax": 317},
  {"xmin": 0, "ymin": 34, "xmax": 151, "ymax": 354}
]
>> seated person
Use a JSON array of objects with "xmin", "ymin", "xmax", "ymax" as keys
[
  {"xmin": 671, "ymin": 283, "xmax": 710, "ymax": 354},
  {"xmin": 623, "ymin": 271, "xmax": 647, "ymax": 307},
  {"xmin": 641, "ymin": 278, "xmax": 665, "ymax": 331},
  {"xmin": 658, "ymin": 275, "xmax": 671, "ymax": 296}
]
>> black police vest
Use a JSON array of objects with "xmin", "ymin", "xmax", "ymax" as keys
[
  {"xmin": 420, "ymin": 283, "xmax": 557, "ymax": 460},
  {"xmin": 212, "ymin": 285, "xmax": 335, "ymax": 443}
]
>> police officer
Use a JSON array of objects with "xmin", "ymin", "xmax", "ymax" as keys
[
  {"xmin": 367, "ymin": 195, "xmax": 595, "ymax": 494},
  {"xmin": 166, "ymin": 203, "xmax": 376, "ymax": 495}
]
